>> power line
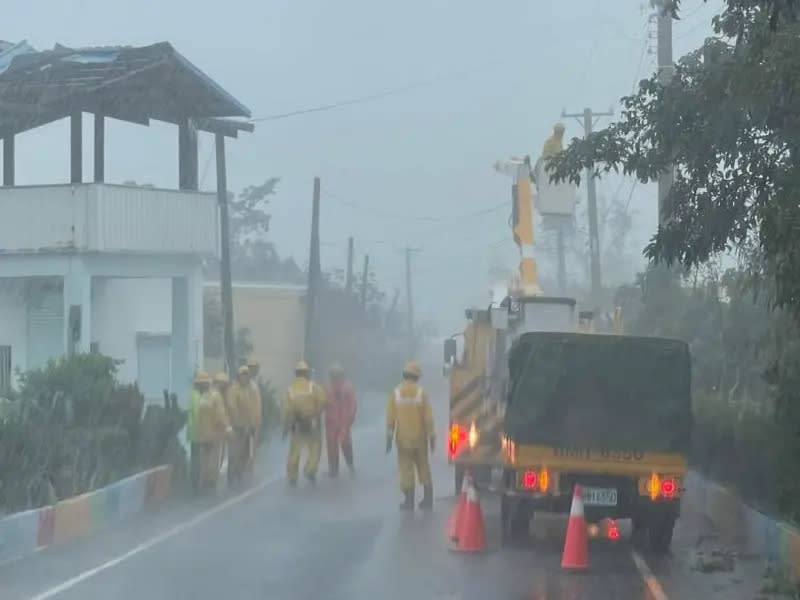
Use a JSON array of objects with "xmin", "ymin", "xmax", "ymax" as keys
[
  {"xmin": 249, "ymin": 61, "xmax": 499, "ymax": 123},
  {"xmin": 323, "ymin": 187, "xmax": 507, "ymax": 223}
]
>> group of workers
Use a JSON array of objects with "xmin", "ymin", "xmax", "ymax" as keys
[
  {"xmin": 188, "ymin": 356, "xmax": 437, "ymax": 513},
  {"xmin": 187, "ymin": 357, "xmax": 263, "ymax": 492}
]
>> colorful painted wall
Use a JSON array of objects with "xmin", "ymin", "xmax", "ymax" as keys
[{"xmin": 0, "ymin": 465, "xmax": 171, "ymax": 565}]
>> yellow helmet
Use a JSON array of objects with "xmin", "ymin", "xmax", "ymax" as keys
[
  {"xmin": 194, "ymin": 370, "xmax": 211, "ymax": 384},
  {"xmin": 403, "ymin": 361, "xmax": 421, "ymax": 378},
  {"xmin": 237, "ymin": 365, "xmax": 250, "ymax": 376},
  {"xmin": 214, "ymin": 372, "xmax": 229, "ymax": 384},
  {"xmin": 295, "ymin": 360, "xmax": 309, "ymax": 372},
  {"xmin": 246, "ymin": 355, "xmax": 260, "ymax": 368}
]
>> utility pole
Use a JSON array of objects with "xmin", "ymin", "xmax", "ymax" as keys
[
  {"xmin": 215, "ymin": 134, "xmax": 236, "ymax": 377},
  {"xmin": 654, "ymin": 0, "xmax": 674, "ymax": 225},
  {"xmin": 404, "ymin": 247, "xmax": 420, "ymax": 358},
  {"xmin": 345, "ymin": 236, "xmax": 354, "ymax": 294},
  {"xmin": 359, "ymin": 254, "xmax": 369, "ymax": 311},
  {"xmin": 562, "ymin": 107, "xmax": 613, "ymax": 310},
  {"xmin": 304, "ymin": 177, "xmax": 321, "ymax": 372}
]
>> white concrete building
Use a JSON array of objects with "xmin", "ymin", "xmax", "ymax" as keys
[{"xmin": 0, "ymin": 41, "xmax": 253, "ymax": 406}]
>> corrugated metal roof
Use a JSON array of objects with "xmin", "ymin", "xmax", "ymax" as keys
[{"xmin": 0, "ymin": 40, "xmax": 252, "ymax": 137}]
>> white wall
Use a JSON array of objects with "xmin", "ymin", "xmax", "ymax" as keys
[
  {"xmin": 0, "ymin": 280, "xmax": 28, "ymax": 384},
  {"xmin": 91, "ymin": 277, "xmax": 172, "ymax": 383}
]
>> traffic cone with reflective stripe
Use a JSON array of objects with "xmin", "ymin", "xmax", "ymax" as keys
[
  {"xmin": 448, "ymin": 471, "xmax": 470, "ymax": 541},
  {"xmin": 450, "ymin": 477, "xmax": 486, "ymax": 553},
  {"xmin": 561, "ymin": 484, "xmax": 589, "ymax": 570}
]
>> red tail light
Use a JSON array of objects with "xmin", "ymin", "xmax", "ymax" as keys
[
  {"xmin": 448, "ymin": 424, "xmax": 467, "ymax": 458},
  {"xmin": 522, "ymin": 470, "xmax": 538, "ymax": 489},
  {"xmin": 607, "ymin": 520, "xmax": 620, "ymax": 541},
  {"xmin": 660, "ymin": 477, "xmax": 676, "ymax": 499}
]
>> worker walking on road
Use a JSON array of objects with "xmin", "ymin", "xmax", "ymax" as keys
[
  {"xmin": 324, "ymin": 364, "xmax": 357, "ymax": 477},
  {"xmin": 187, "ymin": 371, "xmax": 211, "ymax": 493},
  {"xmin": 195, "ymin": 372, "xmax": 234, "ymax": 492},
  {"xmin": 226, "ymin": 365, "xmax": 251, "ymax": 486},
  {"xmin": 283, "ymin": 360, "xmax": 326, "ymax": 486},
  {"xmin": 386, "ymin": 361, "xmax": 436, "ymax": 511},
  {"xmin": 245, "ymin": 356, "xmax": 263, "ymax": 475}
]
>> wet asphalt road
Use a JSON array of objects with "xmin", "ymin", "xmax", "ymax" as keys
[{"xmin": 1, "ymin": 385, "xmax": 765, "ymax": 600}]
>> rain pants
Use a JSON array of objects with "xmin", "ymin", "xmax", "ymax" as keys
[
  {"xmin": 386, "ymin": 380, "xmax": 435, "ymax": 491},
  {"xmin": 195, "ymin": 389, "xmax": 231, "ymax": 490},
  {"xmin": 225, "ymin": 380, "xmax": 251, "ymax": 484},
  {"xmin": 283, "ymin": 378, "xmax": 326, "ymax": 483},
  {"xmin": 244, "ymin": 380, "xmax": 262, "ymax": 475},
  {"xmin": 324, "ymin": 380, "xmax": 357, "ymax": 475}
]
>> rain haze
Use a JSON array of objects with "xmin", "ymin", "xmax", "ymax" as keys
[{"xmin": 8, "ymin": 1, "xmax": 794, "ymax": 599}]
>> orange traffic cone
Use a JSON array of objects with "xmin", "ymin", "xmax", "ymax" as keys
[
  {"xmin": 448, "ymin": 472, "xmax": 470, "ymax": 541},
  {"xmin": 561, "ymin": 484, "xmax": 589, "ymax": 570},
  {"xmin": 450, "ymin": 477, "xmax": 486, "ymax": 553}
]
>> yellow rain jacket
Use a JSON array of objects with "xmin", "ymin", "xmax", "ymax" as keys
[
  {"xmin": 248, "ymin": 380, "xmax": 263, "ymax": 432},
  {"xmin": 283, "ymin": 378, "xmax": 326, "ymax": 434},
  {"xmin": 541, "ymin": 134, "xmax": 564, "ymax": 158},
  {"xmin": 195, "ymin": 390, "xmax": 231, "ymax": 443},
  {"xmin": 386, "ymin": 380, "xmax": 434, "ymax": 450},
  {"xmin": 226, "ymin": 380, "xmax": 251, "ymax": 429}
]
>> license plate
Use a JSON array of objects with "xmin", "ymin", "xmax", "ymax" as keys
[{"xmin": 582, "ymin": 487, "xmax": 617, "ymax": 506}]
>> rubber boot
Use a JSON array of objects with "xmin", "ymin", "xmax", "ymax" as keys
[
  {"xmin": 419, "ymin": 485, "xmax": 433, "ymax": 510},
  {"xmin": 400, "ymin": 489, "xmax": 414, "ymax": 511}
]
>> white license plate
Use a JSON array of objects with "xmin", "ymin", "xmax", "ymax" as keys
[{"xmin": 582, "ymin": 487, "xmax": 618, "ymax": 506}]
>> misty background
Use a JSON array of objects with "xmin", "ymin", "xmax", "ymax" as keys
[{"xmin": 4, "ymin": 0, "xmax": 722, "ymax": 334}]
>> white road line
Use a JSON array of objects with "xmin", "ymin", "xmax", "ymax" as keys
[
  {"xmin": 631, "ymin": 550, "xmax": 669, "ymax": 600},
  {"xmin": 27, "ymin": 474, "xmax": 282, "ymax": 600}
]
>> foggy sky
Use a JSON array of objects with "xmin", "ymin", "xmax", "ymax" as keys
[{"xmin": 3, "ymin": 0, "xmax": 722, "ymax": 334}]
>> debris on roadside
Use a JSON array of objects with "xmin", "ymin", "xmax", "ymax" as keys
[
  {"xmin": 759, "ymin": 565, "xmax": 799, "ymax": 598},
  {"xmin": 692, "ymin": 548, "xmax": 736, "ymax": 573}
]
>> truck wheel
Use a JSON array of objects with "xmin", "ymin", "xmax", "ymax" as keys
[
  {"xmin": 509, "ymin": 501, "xmax": 532, "ymax": 543},
  {"xmin": 648, "ymin": 513, "xmax": 675, "ymax": 554},
  {"xmin": 455, "ymin": 465, "xmax": 465, "ymax": 497}
]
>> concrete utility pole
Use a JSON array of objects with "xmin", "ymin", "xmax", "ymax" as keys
[
  {"xmin": 360, "ymin": 254, "xmax": 369, "ymax": 311},
  {"xmin": 304, "ymin": 177, "xmax": 321, "ymax": 372},
  {"xmin": 345, "ymin": 236, "xmax": 355, "ymax": 293},
  {"xmin": 405, "ymin": 247, "xmax": 416, "ymax": 358},
  {"xmin": 215, "ymin": 134, "xmax": 236, "ymax": 377},
  {"xmin": 562, "ymin": 107, "xmax": 613, "ymax": 310},
  {"xmin": 654, "ymin": 0, "xmax": 675, "ymax": 225}
]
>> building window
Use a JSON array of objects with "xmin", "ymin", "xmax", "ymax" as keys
[{"xmin": 0, "ymin": 346, "xmax": 11, "ymax": 392}]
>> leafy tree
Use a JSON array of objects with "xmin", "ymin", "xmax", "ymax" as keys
[{"xmin": 548, "ymin": 0, "xmax": 800, "ymax": 317}]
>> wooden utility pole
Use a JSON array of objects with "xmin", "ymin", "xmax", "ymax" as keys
[
  {"xmin": 345, "ymin": 236, "xmax": 355, "ymax": 293},
  {"xmin": 304, "ymin": 177, "xmax": 321, "ymax": 372},
  {"xmin": 654, "ymin": 0, "xmax": 674, "ymax": 225},
  {"xmin": 562, "ymin": 107, "xmax": 613, "ymax": 310},
  {"xmin": 405, "ymin": 247, "xmax": 419, "ymax": 358},
  {"xmin": 215, "ymin": 133, "xmax": 236, "ymax": 377},
  {"xmin": 360, "ymin": 254, "xmax": 369, "ymax": 311}
]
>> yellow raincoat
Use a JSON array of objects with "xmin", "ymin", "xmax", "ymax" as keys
[
  {"xmin": 195, "ymin": 390, "xmax": 231, "ymax": 488},
  {"xmin": 386, "ymin": 380, "xmax": 435, "ymax": 490},
  {"xmin": 283, "ymin": 377, "xmax": 326, "ymax": 483},
  {"xmin": 226, "ymin": 379, "xmax": 251, "ymax": 482}
]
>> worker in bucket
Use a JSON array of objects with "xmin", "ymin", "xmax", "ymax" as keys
[
  {"xmin": 225, "ymin": 365, "xmax": 251, "ymax": 486},
  {"xmin": 282, "ymin": 360, "xmax": 326, "ymax": 486},
  {"xmin": 195, "ymin": 372, "xmax": 234, "ymax": 492},
  {"xmin": 187, "ymin": 370, "xmax": 212, "ymax": 493},
  {"xmin": 386, "ymin": 361, "xmax": 436, "ymax": 511},
  {"xmin": 324, "ymin": 363, "xmax": 357, "ymax": 477},
  {"xmin": 245, "ymin": 356, "xmax": 263, "ymax": 475}
]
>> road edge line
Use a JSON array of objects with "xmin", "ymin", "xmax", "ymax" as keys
[
  {"xmin": 27, "ymin": 475, "xmax": 281, "ymax": 600},
  {"xmin": 631, "ymin": 550, "xmax": 669, "ymax": 600}
]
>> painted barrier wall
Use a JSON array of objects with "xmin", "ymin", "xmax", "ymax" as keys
[
  {"xmin": 0, "ymin": 465, "xmax": 171, "ymax": 566},
  {"xmin": 684, "ymin": 470, "xmax": 800, "ymax": 578}
]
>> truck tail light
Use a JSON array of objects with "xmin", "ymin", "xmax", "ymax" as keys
[
  {"xmin": 468, "ymin": 422, "xmax": 479, "ymax": 449},
  {"xmin": 448, "ymin": 424, "xmax": 467, "ymax": 458},
  {"xmin": 660, "ymin": 477, "xmax": 676, "ymax": 499},
  {"xmin": 522, "ymin": 470, "xmax": 537, "ymax": 489},
  {"xmin": 649, "ymin": 472, "xmax": 660, "ymax": 500},
  {"xmin": 538, "ymin": 468, "xmax": 549, "ymax": 492}
]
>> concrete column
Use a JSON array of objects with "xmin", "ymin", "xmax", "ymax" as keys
[
  {"xmin": 63, "ymin": 258, "xmax": 91, "ymax": 354},
  {"xmin": 171, "ymin": 276, "xmax": 189, "ymax": 410}
]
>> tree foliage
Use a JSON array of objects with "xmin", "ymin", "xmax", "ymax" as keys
[{"xmin": 548, "ymin": 0, "xmax": 800, "ymax": 317}]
